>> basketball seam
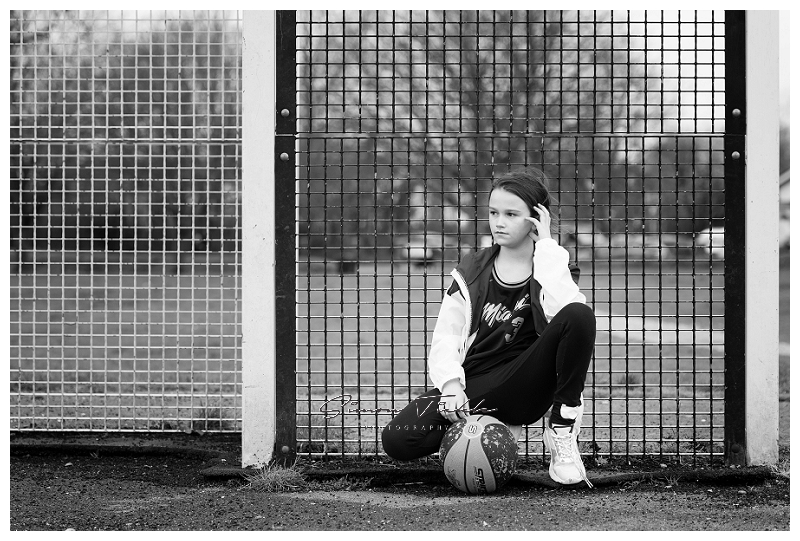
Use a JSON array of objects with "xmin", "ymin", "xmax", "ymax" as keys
[
  {"xmin": 462, "ymin": 432, "xmax": 471, "ymax": 493},
  {"xmin": 466, "ymin": 415, "xmax": 485, "ymax": 494}
]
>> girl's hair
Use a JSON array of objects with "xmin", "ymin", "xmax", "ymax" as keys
[{"xmin": 490, "ymin": 167, "xmax": 561, "ymax": 236}]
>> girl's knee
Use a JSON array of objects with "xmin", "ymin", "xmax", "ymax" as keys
[
  {"xmin": 381, "ymin": 423, "xmax": 406, "ymax": 460},
  {"xmin": 381, "ymin": 418, "xmax": 447, "ymax": 461},
  {"xmin": 561, "ymin": 302, "xmax": 597, "ymax": 333},
  {"xmin": 381, "ymin": 422, "xmax": 420, "ymax": 461},
  {"xmin": 562, "ymin": 301, "xmax": 594, "ymax": 319}
]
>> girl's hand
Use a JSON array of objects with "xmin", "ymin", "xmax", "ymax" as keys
[
  {"xmin": 525, "ymin": 204, "xmax": 552, "ymax": 243},
  {"xmin": 439, "ymin": 380, "xmax": 470, "ymax": 423}
]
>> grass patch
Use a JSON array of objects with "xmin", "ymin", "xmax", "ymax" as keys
[
  {"xmin": 664, "ymin": 473, "xmax": 682, "ymax": 488},
  {"xmin": 242, "ymin": 461, "xmax": 375, "ymax": 492},
  {"xmin": 770, "ymin": 446, "xmax": 790, "ymax": 480},
  {"xmin": 243, "ymin": 462, "xmax": 307, "ymax": 493}
]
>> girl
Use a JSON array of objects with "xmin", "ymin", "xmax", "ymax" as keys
[{"xmin": 381, "ymin": 167, "xmax": 596, "ymax": 487}]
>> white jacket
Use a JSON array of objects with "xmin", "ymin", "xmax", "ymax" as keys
[{"xmin": 428, "ymin": 238, "xmax": 586, "ymax": 391}]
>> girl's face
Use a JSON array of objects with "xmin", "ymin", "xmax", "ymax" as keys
[{"xmin": 488, "ymin": 188, "xmax": 534, "ymax": 249}]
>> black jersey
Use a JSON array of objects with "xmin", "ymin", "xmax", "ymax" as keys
[{"xmin": 448, "ymin": 264, "xmax": 537, "ymax": 378}]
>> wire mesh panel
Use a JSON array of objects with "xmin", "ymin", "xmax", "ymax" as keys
[
  {"xmin": 295, "ymin": 10, "xmax": 727, "ymax": 462},
  {"xmin": 10, "ymin": 10, "xmax": 243, "ymax": 431}
]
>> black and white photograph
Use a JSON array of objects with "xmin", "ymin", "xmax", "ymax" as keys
[{"xmin": 7, "ymin": 7, "xmax": 792, "ymax": 532}]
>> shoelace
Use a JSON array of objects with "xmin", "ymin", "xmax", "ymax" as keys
[
  {"xmin": 551, "ymin": 428, "xmax": 594, "ymax": 489},
  {"xmin": 551, "ymin": 430, "xmax": 576, "ymax": 462}
]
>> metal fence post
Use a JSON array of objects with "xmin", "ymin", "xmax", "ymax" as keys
[
  {"xmin": 724, "ymin": 10, "xmax": 781, "ymax": 467},
  {"xmin": 242, "ymin": 11, "xmax": 277, "ymax": 467},
  {"xmin": 274, "ymin": 10, "xmax": 298, "ymax": 465},
  {"xmin": 743, "ymin": 10, "xmax": 780, "ymax": 466},
  {"xmin": 723, "ymin": 10, "xmax": 747, "ymax": 467}
]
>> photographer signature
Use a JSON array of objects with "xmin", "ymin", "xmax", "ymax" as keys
[{"xmin": 319, "ymin": 394, "xmax": 497, "ymax": 420}]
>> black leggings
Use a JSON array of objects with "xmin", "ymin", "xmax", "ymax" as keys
[{"xmin": 381, "ymin": 302, "xmax": 596, "ymax": 461}]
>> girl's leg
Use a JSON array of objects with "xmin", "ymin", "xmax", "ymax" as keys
[
  {"xmin": 381, "ymin": 388, "xmax": 451, "ymax": 461},
  {"xmin": 465, "ymin": 302, "xmax": 596, "ymax": 426}
]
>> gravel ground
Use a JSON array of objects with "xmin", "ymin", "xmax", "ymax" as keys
[{"xmin": 10, "ymin": 442, "xmax": 790, "ymax": 531}]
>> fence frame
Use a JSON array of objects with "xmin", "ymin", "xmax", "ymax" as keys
[
  {"xmin": 242, "ymin": 10, "xmax": 298, "ymax": 468},
  {"xmin": 724, "ymin": 10, "xmax": 747, "ymax": 467},
  {"xmin": 239, "ymin": 9, "xmax": 780, "ymax": 467},
  {"xmin": 723, "ymin": 10, "xmax": 781, "ymax": 467},
  {"xmin": 274, "ymin": 10, "xmax": 299, "ymax": 466}
]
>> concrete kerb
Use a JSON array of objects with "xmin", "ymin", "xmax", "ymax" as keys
[
  {"xmin": 10, "ymin": 433, "xmax": 777, "ymax": 490},
  {"xmin": 200, "ymin": 463, "xmax": 776, "ymax": 489},
  {"xmin": 10, "ymin": 432, "xmax": 241, "ymax": 463}
]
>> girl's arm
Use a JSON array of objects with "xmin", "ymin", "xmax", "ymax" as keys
[
  {"xmin": 427, "ymin": 286, "xmax": 468, "ymax": 392},
  {"xmin": 428, "ymin": 286, "xmax": 472, "ymax": 422},
  {"xmin": 533, "ymin": 238, "xmax": 587, "ymax": 321}
]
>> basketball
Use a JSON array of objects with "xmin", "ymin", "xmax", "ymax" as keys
[{"xmin": 439, "ymin": 414, "xmax": 519, "ymax": 494}]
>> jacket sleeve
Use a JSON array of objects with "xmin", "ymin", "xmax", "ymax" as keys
[
  {"xmin": 427, "ymin": 285, "xmax": 468, "ymax": 391},
  {"xmin": 533, "ymin": 238, "xmax": 587, "ymax": 321}
]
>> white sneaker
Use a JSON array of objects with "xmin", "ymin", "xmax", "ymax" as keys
[{"xmin": 542, "ymin": 404, "xmax": 593, "ymax": 488}]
